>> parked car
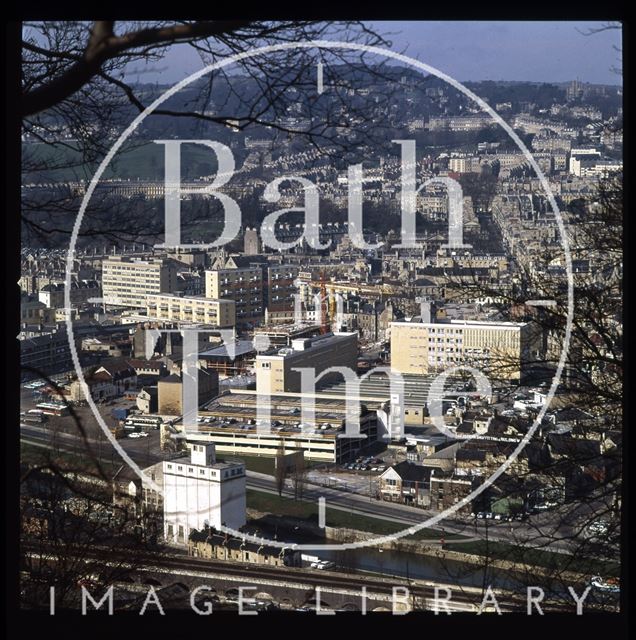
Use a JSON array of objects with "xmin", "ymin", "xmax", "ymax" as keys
[
  {"xmin": 590, "ymin": 576, "xmax": 620, "ymax": 593},
  {"xmin": 586, "ymin": 519, "xmax": 611, "ymax": 538}
]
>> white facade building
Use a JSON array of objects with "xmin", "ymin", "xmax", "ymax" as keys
[{"xmin": 162, "ymin": 443, "xmax": 246, "ymax": 545}]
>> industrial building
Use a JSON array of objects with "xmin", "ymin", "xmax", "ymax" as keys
[
  {"xmin": 182, "ymin": 389, "xmax": 384, "ymax": 463},
  {"xmin": 161, "ymin": 443, "xmax": 246, "ymax": 545}
]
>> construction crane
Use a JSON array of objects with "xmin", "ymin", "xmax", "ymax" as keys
[
  {"xmin": 328, "ymin": 286, "xmax": 337, "ymax": 325},
  {"xmin": 319, "ymin": 270, "xmax": 330, "ymax": 334}
]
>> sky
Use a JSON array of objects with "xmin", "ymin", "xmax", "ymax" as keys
[
  {"xmin": 369, "ymin": 21, "xmax": 622, "ymax": 85},
  {"xmin": 130, "ymin": 21, "xmax": 622, "ymax": 86}
]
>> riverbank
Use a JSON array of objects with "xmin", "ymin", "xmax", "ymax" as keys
[{"xmin": 246, "ymin": 506, "xmax": 597, "ymax": 584}]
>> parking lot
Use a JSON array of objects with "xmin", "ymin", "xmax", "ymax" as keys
[{"xmin": 302, "ymin": 453, "xmax": 393, "ymax": 497}]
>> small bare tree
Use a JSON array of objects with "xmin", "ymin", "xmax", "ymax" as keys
[
  {"xmin": 274, "ymin": 440, "xmax": 287, "ymax": 497},
  {"xmin": 291, "ymin": 451, "xmax": 307, "ymax": 501}
]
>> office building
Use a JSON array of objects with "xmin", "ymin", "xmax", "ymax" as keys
[
  {"xmin": 390, "ymin": 317, "xmax": 540, "ymax": 382},
  {"xmin": 205, "ymin": 258, "xmax": 265, "ymax": 325},
  {"xmin": 265, "ymin": 263, "xmax": 299, "ymax": 315},
  {"xmin": 146, "ymin": 293, "xmax": 235, "ymax": 328},
  {"xmin": 569, "ymin": 149, "xmax": 602, "ymax": 176},
  {"xmin": 20, "ymin": 328, "xmax": 72, "ymax": 376},
  {"xmin": 255, "ymin": 331, "xmax": 358, "ymax": 396},
  {"xmin": 102, "ymin": 256, "xmax": 178, "ymax": 308},
  {"xmin": 253, "ymin": 323, "xmax": 322, "ymax": 350}
]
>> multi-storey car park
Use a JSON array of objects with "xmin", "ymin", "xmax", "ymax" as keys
[{"xmin": 179, "ymin": 389, "xmax": 384, "ymax": 464}]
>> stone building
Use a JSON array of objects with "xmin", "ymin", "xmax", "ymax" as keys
[
  {"xmin": 188, "ymin": 530, "xmax": 301, "ymax": 567},
  {"xmin": 157, "ymin": 369, "xmax": 219, "ymax": 415}
]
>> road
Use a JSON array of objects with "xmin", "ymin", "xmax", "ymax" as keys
[{"xmin": 20, "ymin": 420, "xmax": 605, "ymax": 556}]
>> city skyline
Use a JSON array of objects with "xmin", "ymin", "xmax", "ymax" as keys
[{"xmin": 16, "ymin": 19, "xmax": 623, "ymax": 619}]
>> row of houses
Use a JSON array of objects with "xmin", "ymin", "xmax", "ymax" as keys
[
  {"xmin": 378, "ymin": 422, "xmax": 621, "ymax": 516},
  {"xmin": 188, "ymin": 529, "xmax": 301, "ymax": 567}
]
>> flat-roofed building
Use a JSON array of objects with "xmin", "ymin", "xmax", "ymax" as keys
[
  {"xmin": 255, "ymin": 331, "xmax": 358, "ymax": 396},
  {"xmin": 266, "ymin": 263, "xmax": 299, "ymax": 315},
  {"xmin": 449, "ymin": 155, "xmax": 481, "ymax": 174},
  {"xmin": 158, "ymin": 370, "xmax": 219, "ymax": 416},
  {"xmin": 390, "ymin": 318, "xmax": 540, "ymax": 382},
  {"xmin": 205, "ymin": 257, "xmax": 265, "ymax": 325},
  {"xmin": 20, "ymin": 328, "xmax": 72, "ymax": 375},
  {"xmin": 102, "ymin": 256, "xmax": 178, "ymax": 308},
  {"xmin": 146, "ymin": 293, "xmax": 235, "ymax": 328},
  {"xmin": 184, "ymin": 389, "xmax": 381, "ymax": 463},
  {"xmin": 160, "ymin": 443, "xmax": 246, "ymax": 545},
  {"xmin": 253, "ymin": 323, "xmax": 321, "ymax": 350}
]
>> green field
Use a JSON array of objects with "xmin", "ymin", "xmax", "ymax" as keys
[
  {"xmin": 23, "ymin": 141, "xmax": 221, "ymax": 182},
  {"xmin": 21, "ymin": 441, "xmax": 120, "ymax": 475},
  {"xmin": 445, "ymin": 539, "xmax": 620, "ymax": 577},
  {"xmin": 246, "ymin": 489, "xmax": 465, "ymax": 541}
]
